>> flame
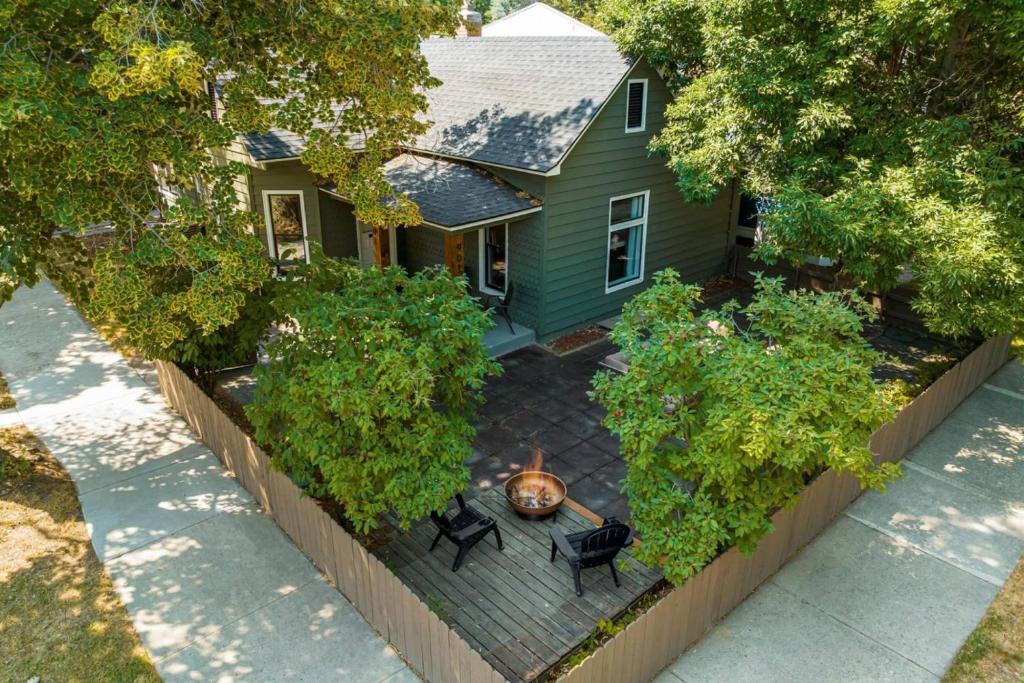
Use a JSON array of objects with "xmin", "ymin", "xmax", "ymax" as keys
[
  {"xmin": 526, "ymin": 446, "xmax": 544, "ymax": 472},
  {"xmin": 507, "ymin": 447, "xmax": 562, "ymax": 509}
]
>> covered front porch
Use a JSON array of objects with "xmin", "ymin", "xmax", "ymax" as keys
[{"xmin": 318, "ymin": 153, "xmax": 543, "ymax": 356}]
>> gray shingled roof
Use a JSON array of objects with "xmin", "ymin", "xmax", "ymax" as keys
[
  {"xmin": 243, "ymin": 118, "xmax": 366, "ymax": 162},
  {"xmin": 321, "ymin": 154, "xmax": 541, "ymax": 230},
  {"xmin": 240, "ymin": 36, "xmax": 634, "ymax": 171},
  {"xmin": 412, "ymin": 36, "xmax": 632, "ymax": 171}
]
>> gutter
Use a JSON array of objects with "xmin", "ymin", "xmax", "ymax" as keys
[{"xmin": 317, "ymin": 186, "xmax": 542, "ymax": 233}]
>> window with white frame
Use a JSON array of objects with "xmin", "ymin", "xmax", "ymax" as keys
[
  {"xmin": 479, "ymin": 223, "xmax": 508, "ymax": 295},
  {"xmin": 625, "ymin": 79, "xmax": 647, "ymax": 133},
  {"xmin": 606, "ymin": 191, "xmax": 649, "ymax": 292},
  {"xmin": 262, "ymin": 190, "xmax": 308, "ymax": 271}
]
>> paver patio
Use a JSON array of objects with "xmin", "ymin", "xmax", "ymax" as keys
[
  {"xmin": 656, "ymin": 360, "xmax": 1024, "ymax": 683},
  {"xmin": 466, "ymin": 306, "xmax": 961, "ymax": 525},
  {"xmin": 0, "ymin": 280, "xmax": 416, "ymax": 683}
]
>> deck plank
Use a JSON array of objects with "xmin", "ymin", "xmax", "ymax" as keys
[{"xmin": 374, "ymin": 489, "xmax": 662, "ymax": 682}]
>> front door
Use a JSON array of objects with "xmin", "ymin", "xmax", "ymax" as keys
[
  {"xmin": 355, "ymin": 221, "xmax": 398, "ymax": 267},
  {"xmin": 356, "ymin": 220, "xmax": 376, "ymax": 268}
]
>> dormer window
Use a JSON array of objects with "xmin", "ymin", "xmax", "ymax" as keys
[{"xmin": 625, "ymin": 79, "xmax": 647, "ymax": 133}]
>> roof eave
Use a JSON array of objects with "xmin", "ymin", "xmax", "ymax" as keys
[
  {"xmin": 317, "ymin": 186, "xmax": 543, "ymax": 233},
  {"xmin": 243, "ymin": 144, "xmax": 561, "ymax": 176},
  {"xmin": 423, "ymin": 205, "xmax": 543, "ymax": 233}
]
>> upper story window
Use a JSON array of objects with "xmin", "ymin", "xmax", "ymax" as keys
[
  {"xmin": 262, "ymin": 190, "xmax": 309, "ymax": 272},
  {"xmin": 606, "ymin": 190, "xmax": 649, "ymax": 292},
  {"xmin": 479, "ymin": 223, "xmax": 508, "ymax": 295},
  {"xmin": 625, "ymin": 79, "xmax": 647, "ymax": 133}
]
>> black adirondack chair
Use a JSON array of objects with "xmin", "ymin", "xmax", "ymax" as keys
[
  {"xmin": 429, "ymin": 494, "xmax": 504, "ymax": 572},
  {"xmin": 488, "ymin": 281, "xmax": 515, "ymax": 334},
  {"xmin": 549, "ymin": 517, "xmax": 634, "ymax": 596}
]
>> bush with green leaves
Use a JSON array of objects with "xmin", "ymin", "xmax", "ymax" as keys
[
  {"xmin": 245, "ymin": 251, "xmax": 500, "ymax": 533},
  {"xmin": 591, "ymin": 271, "xmax": 900, "ymax": 584},
  {"xmin": 88, "ymin": 210, "xmax": 274, "ymax": 376}
]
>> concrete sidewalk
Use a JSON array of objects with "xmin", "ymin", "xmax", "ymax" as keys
[
  {"xmin": 658, "ymin": 360, "xmax": 1024, "ymax": 682},
  {"xmin": 0, "ymin": 280, "xmax": 416, "ymax": 683}
]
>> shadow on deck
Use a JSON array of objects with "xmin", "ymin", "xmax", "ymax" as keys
[{"xmin": 375, "ymin": 489, "xmax": 661, "ymax": 682}]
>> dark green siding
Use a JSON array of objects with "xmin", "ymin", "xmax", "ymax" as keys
[
  {"xmin": 402, "ymin": 225, "xmax": 445, "ymax": 272},
  {"xmin": 504, "ymin": 212, "xmax": 544, "ymax": 329},
  {"xmin": 318, "ymin": 193, "xmax": 359, "ymax": 259},
  {"xmin": 539, "ymin": 61, "xmax": 735, "ymax": 339},
  {"xmin": 475, "ymin": 163, "xmax": 547, "ymax": 329}
]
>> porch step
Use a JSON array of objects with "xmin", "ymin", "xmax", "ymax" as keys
[{"xmin": 484, "ymin": 321, "xmax": 536, "ymax": 358}]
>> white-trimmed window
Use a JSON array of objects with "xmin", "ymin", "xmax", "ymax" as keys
[
  {"xmin": 625, "ymin": 79, "xmax": 647, "ymax": 133},
  {"xmin": 606, "ymin": 191, "xmax": 649, "ymax": 292},
  {"xmin": 262, "ymin": 190, "xmax": 309, "ymax": 271},
  {"xmin": 478, "ymin": 223, "xmax": 508, "ymax": 295}
]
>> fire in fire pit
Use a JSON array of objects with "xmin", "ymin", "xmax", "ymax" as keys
[
  {"xmin": 504, "ymin": 450, "xmax": 566, "ymax": 519},
  {"xmin": 508, "ymin": 474, "xmax": 560, "ymax": 508}
]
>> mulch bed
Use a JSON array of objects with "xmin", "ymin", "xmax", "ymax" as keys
[{"xmin": 545, "ymin": 326, "xmax": 608, "ymax": 355}]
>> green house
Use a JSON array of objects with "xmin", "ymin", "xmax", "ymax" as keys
[{"xmin": 218, "ymin": 36, "xmax": 740, "ymax": 347}]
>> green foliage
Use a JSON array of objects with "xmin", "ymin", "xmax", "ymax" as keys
[
  {"xmin": 1, "ymin": 0, "xmax": 459, "ymax": 353},
  {"xmin": 474, "ymin": 0, "xmax": 494, "ymax": 23},
  {"xmin": 245, "ymin": 250, "xmax": 500, "ymax": 533},
  {"xmin": 591, "ymin": 271, "xmax": 899, "ymax": 585},
  {"xmin": 89, "ymin": 217, "xmax": 273, "ymax": 372},
  {"xmin": 545, "ymin": 0, "xmax": 604, "ymax": 26},
  {"xmin": 601, "ymin": 0, "xmax": 1024, "ymax": 338}
]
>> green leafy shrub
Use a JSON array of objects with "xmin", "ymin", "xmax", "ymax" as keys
[
  {"xmin": 88, "ymin": 196, "xmax": 274, "ymax": 377},
  {"xmin": 592, "ymin": 271, "xmax": 900, "ymax": 584},
  {"xmin": 246, "ymin": 251, "xmax": 500, "ymax": 532}
]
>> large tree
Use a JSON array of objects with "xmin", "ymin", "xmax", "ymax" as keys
[
  {"xmin": 601, "ymin": 0, "xmax": 1024, "ymax": 337},
  {"xmin": 246, "ymin": 250, "xmax": 499, "ymax": 532},
  {"xmin": 592, "ymin": 271, "xmax": 899, "ymax": 584},
  {"xmin": 1, "ymin": 0, "xmax": 458, "ymax": 353}
]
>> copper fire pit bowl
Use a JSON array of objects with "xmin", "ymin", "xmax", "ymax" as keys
[{"xmin": 504, "ymin": 470, "xmax": 566, "ymax": 519}]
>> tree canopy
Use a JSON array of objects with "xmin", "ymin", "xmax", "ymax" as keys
[
  {"xmin": 245, "ymin": 251, "xmax": 499, "ymax": 532},
  {"xmin": 601, "ymin": 0, "xmax": 1024, "ymax": 337},
  {"xmin": 1, "ymin": 0, "xmax": 458, "ymax": 352},
  {"xmin": 592, "ymin": 271, "xmax": 899, "ymax": 584}
]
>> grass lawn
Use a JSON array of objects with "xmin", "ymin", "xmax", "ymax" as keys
[
  {"xmin": 944, "ymin": 556, "xmax": 1024, "ymax": 682},
  {"xmin": 0, "ymin": 424, "xmax": 160, "ymax": 683}
]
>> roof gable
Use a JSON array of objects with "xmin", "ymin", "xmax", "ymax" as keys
[{"xmin": 482, "ymin": 3, "xmax": 605, "ymax": 37}]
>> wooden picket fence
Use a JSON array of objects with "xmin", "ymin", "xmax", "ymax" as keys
[
  {"xmin": 558, "ymin": 334, "xmax": 1012, "ymax": 683},
  {"xmin": 154, "ymin": 333, "xmax": 1011, "ymax": 683}
]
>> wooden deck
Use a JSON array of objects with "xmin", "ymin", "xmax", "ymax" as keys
[{"xmin": 375, "ymin": 489, "xmax": 662, "ymax": 682}]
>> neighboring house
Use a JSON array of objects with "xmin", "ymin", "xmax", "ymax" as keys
[
  {"xmin": 482, "ymin": 3, "xmax": 605, "ymax": 37},
  {"xmin": 214, "ymin": 35, "xmax": 739, "ymax": 343}
]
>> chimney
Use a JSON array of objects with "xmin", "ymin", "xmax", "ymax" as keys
[{"xmin": 457, "ymin": 0, "xmax": 482, "ymax": 37}]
